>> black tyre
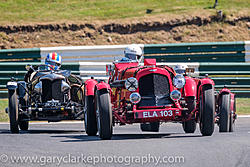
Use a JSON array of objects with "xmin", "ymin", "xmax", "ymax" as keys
[
  {"xmin": 84, "ymin": 95, "xmax": 98, "ymax": 136},
  {"xmin": 199, "ymin": 85, "xmax": 215, "ymax": 136},
  {"xmin": 8, "ymin": 89, "xmax": 19, "ymax": 133},
  {"xmin": 95, "ymin": 89, "xmax": 113, "ymax": 140},
  {"xmin": 182, "ymin": 97, "xmax": 196, "ymax": 133},
  {"xmin": 140, "ymin": 122, "xmax": 160, "ymax": 132},
  {"xmin": 183, "ymin": 120, "xmax": 196, "ymax": 133},
  {"xmin": 219, "ymin": 94, "xmax": 231, "ymax": 132},
  {"xmin": 19, "ymin": 121, "xmax": 29, "ymax": 131},
  {"xmin": 229, "ymin": 98, "xmax": 236, "ymax": 132}
]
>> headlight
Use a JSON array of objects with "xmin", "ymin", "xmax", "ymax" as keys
[
  {"xmin": 125, "ymin": 77, "xmax": 138, "ymax": 91},
  {"xmin": 130, "ymin": 92, "xmax": 141, "ymax": 104},
  {"xmin": 170, "ymin": 90, "xmax": 181, "ymax": 101},
  {"xmin": 173, "ymin": 74, "xmax": 186, "ymax": 89},
  {"xmin": 34, "ymin": 81, "xmax": 42, "ymax": 93}
]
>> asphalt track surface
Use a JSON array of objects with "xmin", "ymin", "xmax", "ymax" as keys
[{"xmin": 0, "ymin": 117, "xmax": 249, "ymax": 167}]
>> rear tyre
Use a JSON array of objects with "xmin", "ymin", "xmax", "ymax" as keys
[
  {"xmin": 199, "ymin": 85, "xmax": 215, "ymax": 136},
  {"xmin": 182, "ymin": 97, "xmax": 196, "ymax": 133},
  {"xmin": 84, "ymin": 95, "xmax": 98, "ymax": 136},
  {"xmin": 140, "ymin": 122, "xmax": 160, "ymax": 132},
  {"xmin": 95, "ymin": 89, "xmax": 113, "ymax": 140},
  {"xmin": 8, "ymin": 89, "xmax": 19, "ymax": 133},
  {"xmin": 19, "ymin": 121, "xmax": 29, "ymax": 131},
  {"xmin": 219, "ymin": 94, "xmax": 230, "ymax": 132},
  {"xmin": 183, "ymin": 120, "xmax": 196, "ymax": 133}
]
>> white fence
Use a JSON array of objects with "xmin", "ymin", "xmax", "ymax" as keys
[{"xmin": 41, "ymin": 44, "xmax": 144, "ymax": 63}]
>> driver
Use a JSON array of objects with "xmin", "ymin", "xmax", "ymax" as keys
[
  {"xmin": 174, "ymin": 64, "xmax": 188, "ymax": 74},
  {"xmin": 122, "ymin": 44, "xmax": 143, "ymax": 61},
  {"xmin": 45, "ymin": 52, "xmax": 62, "ymax": 70}
]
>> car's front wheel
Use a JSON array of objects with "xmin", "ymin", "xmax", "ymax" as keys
[
  {"xmin": 8, "ymin": 89, "xmax": 19, "ymax": 133},
  {"xmin": 95, "ymin": 89, "xmax": 113, "ymax": 140},
  {"xmin": 229, "ymin": 99, "xmax": 236, "ymax": 132},
  {"xmin": 199, "ymin": 85, "xmax": 215, "ymax": 136}
]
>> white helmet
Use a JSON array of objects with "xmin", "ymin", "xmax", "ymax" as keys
[
  {"xmin": 124, "ymin": 44, "xmax": 143, "ymax": 61},
  {"xmin": 174, "ymin": 64, "xmax": 187, "ymax": 74}
]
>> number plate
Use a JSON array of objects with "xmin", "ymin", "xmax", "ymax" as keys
[
  {"xmin": 7, "ymin": 82, "xmax": 17, "ymax": 86},
  {"xmin": 142, "ymin": 110, "xmax": 173, "ymax": 118}
]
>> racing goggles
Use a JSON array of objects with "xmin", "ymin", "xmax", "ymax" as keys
[
  {"xmin": 45, "ymin": 61, "xmax": 61, "ymax": 70},
  {"xmin": 175, "ymin": 69, "xmax": 186, "ymax": 74},
  {"xmin": 125, "ymin": 54, "xmax": 140, "ymax": 60}
]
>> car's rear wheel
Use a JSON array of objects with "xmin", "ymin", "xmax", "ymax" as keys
[
  {"xmin": 19, "ymin": 121, "xmax": 29, "ymax": 131},
  {"xmin": 8, "ymin": 89, "xmax": 19, "ymax": 133},
  {"xmin": 140, "ymin": 122, "xmax": 160, "ymax": 132},
  {"xmin": 219, "ymin": 94, "xmax": 231, "ymax": 132},
  {"xmin": 199, "ymin": 85, "xmax": 215, "ymax": 136},
  {"xmin": 182, "ymin": 97, "xmax": 196, "ymax": 133},
  {"xmin": 84, "ymin": 95, "xmax": 97, "ymax": 136},
  {"xmin": 95, "ymin": 89, "xmax": 112, "ymax": 140}
]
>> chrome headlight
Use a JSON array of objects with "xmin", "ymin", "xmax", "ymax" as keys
[
  {"xmin": 173, "ymin": 74, "xmax": 186, "ymax": 89},
  {"xmin": 130, "ymin": 92, "xmax": 141, "ymax": 104},
  {"xmin": 34, "ymin": 81, "xmax": 42, "ymax": 93},
  {"xmin": 125, "ymin": 77, "xmax": 138, "ymax": 91},
  {"xmin": 61, "ymin": 80, "xmax": 70, "ymax": 92},
  {"xmin": 170, "ymin": 90, "xmax": 181, "ymax": 101}
]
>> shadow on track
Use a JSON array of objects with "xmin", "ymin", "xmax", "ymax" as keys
[
  {"xmin": 51, "ymin": 133, "xmax": 202, "ymax": 142},
  {"xmin": 0, "ymin": 129, "xmax": 84, "ymax": 134}
]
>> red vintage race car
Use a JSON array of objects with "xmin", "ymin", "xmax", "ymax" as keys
[{"xmin": 84, "ymin": 58, "xmax": 236, "ymax": 139}]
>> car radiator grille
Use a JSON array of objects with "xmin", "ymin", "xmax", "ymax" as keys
[
  {"xmin": 138, "ymin": 73, "xmax": 171, "ymax": 107},
  {"xmin": 42, "ymin": 79, "xmax": 64, "ymax": 102}
]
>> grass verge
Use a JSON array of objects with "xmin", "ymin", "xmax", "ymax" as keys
[
  {"xmin": 0, "ymin": 0, "xmax": 249, "ymax": 24},
  {"xmin": 0, "ymin": 99, "xmax": 8, "ymax": 122},
  {"xmin": 0, "ymin": 98, "xmax": 250, "ymax": 122}
]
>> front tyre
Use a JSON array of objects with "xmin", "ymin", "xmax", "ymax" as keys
[
  {"xmin": 95, "ymin": 89, "xmax": 113, "ymax": 140},
  {"xmin": 219, "ymin": 94, "xmax": 231, "ymax": 132},
  {"xmin": 229, "ymin": 99, "xmax": 236, "ymax": 132},
  {"xmin": 199, "ymin": 85, "xmax": 215, "ymax": 136},
  {"xmin": 8, "ymin": 89, "xmax": 19, "ymax": 133},
  {"xmin": 84, "ymin": 95, "xmax": 98, "ymax": 136}
]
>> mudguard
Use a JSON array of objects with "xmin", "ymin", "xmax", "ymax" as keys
[
  {"xmin": 218, "ymin": 88, "xmax": 235, "ymax": 112},
  {"xmin": 200, "ymin": 78, "xmax": 215, "ymax": 86},
  {"xmin": 85, "ymin": 79, "xmax": 98, "ymax": 96},
  {"xmin": 96, "ymin": 81, "xmax": 111, "ymax": 92},
  {"xmin": 197, "ymin": 78, "xmax": 215, "ymax": 98},
  {"xmin": 219, "ymin": 88, "xmax": 231, "ymax": 95},
  {"xmin": 184, "ymin": 76, "xmax": 197, "ymax": 97},
  {"xmin": 6, "ymin": 81, "xmax": 18, "ymax": 90},
  {"xmin": 17, "ymin": 81, "xmax": 27, "ymax": 98}
]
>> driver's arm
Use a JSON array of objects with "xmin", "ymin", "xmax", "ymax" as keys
[{"xmin": 24, "ymin": 66, "xmax": 38, "ymax": 82}]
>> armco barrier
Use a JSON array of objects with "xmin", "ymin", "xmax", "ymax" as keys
[
  {"xmin": 144, "ymin": 41, "xmax": 247, "ymax": 62},
  {"xmin": 0, "ymin": 41, "xmax": 250, "ymax": 98},
  {"xmin": 0, "ymin": 48, "xmax": 41, "ymax": 62}
]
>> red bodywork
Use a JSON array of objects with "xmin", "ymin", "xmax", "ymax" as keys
[{"xmin": 85, "ymin": 58, "xmax": 236, "ymax": 125}]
